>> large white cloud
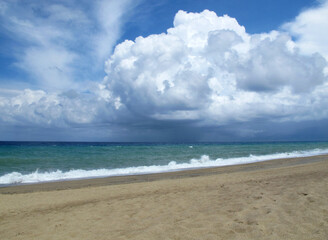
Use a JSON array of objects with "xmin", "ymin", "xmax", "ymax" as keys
[
  {"xmin": 104, "ymin": 9, "xmax": 327, "ymax": 126},
  {"xmin": 1, "ymin": 5, "xmax": 328, "ymax": 140}
]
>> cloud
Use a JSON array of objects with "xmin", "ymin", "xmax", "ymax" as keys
[
  {"xmin": 0, "ymin": 6, "xmax": 328, "ymax": 141},
  {"xmin": 104, "ymin": 10, "xmax": 327, "ymax": 126},
  {"xmin": 283, "ymin": 0, "xmax": 328, "ymax": 60},
  {"xmin": 0, "ymin": 0, "xmax": 137, "ymax": 90},
  {"xmin": 94, "ymin": 0, "xmax": 139, "ymax": 64}
]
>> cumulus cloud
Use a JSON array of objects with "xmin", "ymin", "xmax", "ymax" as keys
[
  {"xmin": 283, "ymin": 0, "xmax": 328, "ymax": 60},
  {"xmin": 104, "ymin": 10, "xmax": 327, "ymax": 127},
  {"xmin": 1, "ymin": 6, "xmax": 328, "ymax": 140}
]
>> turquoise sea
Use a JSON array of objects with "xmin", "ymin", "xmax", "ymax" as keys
[{"xmin": 1, "ymin": 141, "xmax": 328, "ymax": 185}]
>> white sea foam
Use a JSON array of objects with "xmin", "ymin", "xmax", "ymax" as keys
[{"xmin": 1, "ymin": 148, "xmax": 328, "ymax": 185}]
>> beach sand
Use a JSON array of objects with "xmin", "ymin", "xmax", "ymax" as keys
[{"xmin": 1, "ymin": 155, "xmax": 328, "ymax": 239}]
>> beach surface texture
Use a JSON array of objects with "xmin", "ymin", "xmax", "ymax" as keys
[{"xmin": 1, "ymin": 155, "xmax": 328, "ymax": 239}]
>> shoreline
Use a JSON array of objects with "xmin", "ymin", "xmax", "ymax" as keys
[
  {"xmin": 1, "ymin": 154, "xmax": 328, "ymax": 239},
  {"xmin": 1, "ymin": 154, "xmax": 327, "ymax": 194}
]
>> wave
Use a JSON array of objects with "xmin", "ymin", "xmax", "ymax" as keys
[{"xmin": 1, "ymin": 148, "xmax": 328, "ymax": 185}]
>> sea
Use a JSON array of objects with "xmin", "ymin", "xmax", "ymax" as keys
[{"xmin": 1, "ymin": 141, "xmax": 328, "ymax": 185}]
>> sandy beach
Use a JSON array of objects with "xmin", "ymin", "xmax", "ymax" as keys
[{"xmin": 1, "ymin": 155, "xmax": 328, "ymax": 239}]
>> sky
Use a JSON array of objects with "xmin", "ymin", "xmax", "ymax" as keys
[{"xmin": 0, "ymin": 0, "xmax": 328, "ymax": 142}]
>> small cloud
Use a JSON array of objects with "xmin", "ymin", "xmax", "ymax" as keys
[{"xmin": 282, "ymin": 0, "xmax": 328, "ymax": 60}]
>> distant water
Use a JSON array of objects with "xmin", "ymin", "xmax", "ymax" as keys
[{"xmin": 1, "ymin": 141, "xmax": 328, "ymax": 185}]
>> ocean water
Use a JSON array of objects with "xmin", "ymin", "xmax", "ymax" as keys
[{"xmin": 1, "ymin": 141, "xmax": 328, "ymax": 185}]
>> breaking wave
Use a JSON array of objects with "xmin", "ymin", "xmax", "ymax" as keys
[{"xmin": 1, "ymin": 148, "xmax": 328, "ymax": 185}]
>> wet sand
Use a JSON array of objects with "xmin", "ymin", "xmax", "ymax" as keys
[{"xmin": 1, "ymin": 155, "xmax": 328, "ymax": 239}]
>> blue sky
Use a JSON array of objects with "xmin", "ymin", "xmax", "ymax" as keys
[
  {"xmin": 0, "ymin": 0, "xmax": 328, "ymax": 141},
  {"xmin": 122, "ymin": 0, "xmax": 316, "ymax": 40}
]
